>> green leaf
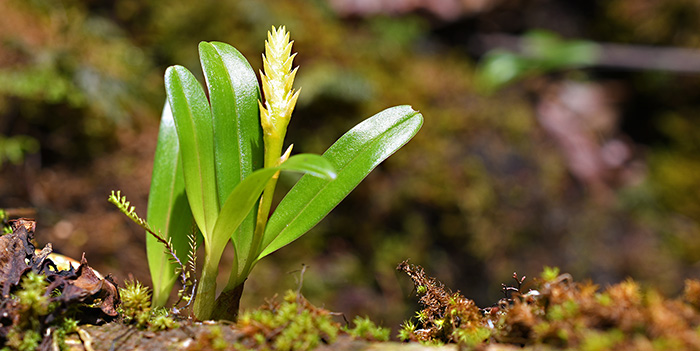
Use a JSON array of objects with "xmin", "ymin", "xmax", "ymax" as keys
[
  {"xmin": 199, "ymin": 42, "xmax": 262, "ymax": 279},
  {"xmin": 199, "ymin": 41, "xmax": 263, "ymax": 208},
  {"xmin": 165, "ymin": 65, "xmax": 219, "ymax": 237},
  {"xmin": 207, "ymin": 154, "xmax": 336, "ymax": 276},
  {"xmin": 475, "ymin": 51, "xmax": 528, "ymax": 93},
  {"xmin": 146, "ymin": 102, "xmax": 194, "ymax": 307},
  {"xmin": 258, "ymin": 105, "xmax": 423, "ymax": 259}
]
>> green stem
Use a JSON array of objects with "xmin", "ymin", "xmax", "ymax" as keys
[
  {"xmin": 193, "ymin": 250, "xmax": 219, "ymax": 320},
  {"xmin": 232, "ymin": 137, "xmax": 283, "ymax": 287},
  {"xmin": 240, "ymin": 177, "xmax": 278, "ymax": 283}
]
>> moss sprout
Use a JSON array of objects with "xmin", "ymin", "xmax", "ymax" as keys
[
  {"xmin": 344, "ymin": 316, "xmax": 390, "ymax": 341},
  {"xmin": 118, "ymin": 279, "xmax": 179, "ymax": 331},
  {"xmin": 236, "ymin": 290, "xmax": 339, "ymax": 351},
  {"xmin": 397, "ymin": 260, "xmax": 490, "ymax": 345},
  {"xmin": 16, "ymin": 272, "xmax": 51, "ymax": 318},
  {"xmin": 4, "ymin": 329, "xmax": 41, "ymax": 351},
  {"xmin": 185, "ymin": 290, "xmax": 389, "ymax": 350},
  {"xmin": 119, "ymin": 279, "xmax": 151, "ymax": 325},
  {"xmin": 541, "ymin": 266, "xmax": 561, "ymax": 282}
]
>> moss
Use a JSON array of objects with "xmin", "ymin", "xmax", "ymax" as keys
[
  {"xmin": 2, "ymin": 272, "xmax": 53, "ymax": 350},
  {"xmin": 52, "ymin": 318, "xmax": 79, "ymax": 350},
  {"xmin": 118, "ymin": 279, "xmax": 179, "ymax": 331},
  {"xmin": 1, "ymin": 272, "xmax": 83, "ymax": 351},
  {"xmin": 541, "ymin": 266, "xmax": 561, "ymax": 282},
  {"xmin": 187, "ymin": 325, "xmax": 229, "ymax": 351},
  {"xmin": 235, "ymin": 290, "xmax": 339, "ymax": 351},
  {"xmin": 453, "ymin": 325, "xmax": 492, "ymax": 347},
  {"xmin": 344, "ymin": 316, "xmax": 390, "ymax": 341},
  {"xmin": 3, "ymin": 329, "xmax": 41, "ymax": 351},
  {"xmin": 0, "ymin": 209, "xmax": 10, "ymax": 234},
  {"xmin": 400, "ymin": 263, "xmax": 700, "ymax": 350},
  {"xmin": 397, "ymin": 260, "xmax": 491, "ymax": 345},
  {"xmin": 579, "ymin": 329, "xmax": 624, "ymax": 351},
  {"xmin": 16, "ymin": 271, "xmax": 51, "ymax": 318},
  {"xmin": 186, "ymin": 290, "xmax": 390, "ymax": 350}
]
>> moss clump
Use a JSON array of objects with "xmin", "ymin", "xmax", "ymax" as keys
[
  {"xmin": 1, "ymin": 272, "xmax": 75, "ymax": 351},
  {"xmin": 118, "ymin": 279, "xmax": 178, "ymax": 331},
  {"xmin": 186, "ymin": 325, "xmax": 230, "ymax": 351},
  {"xmin": 344, "ymin": 316, "xmax": 390, "ymax": 341},
  {"xmin": 399, "ymin": 261, "xmax": 700, "ymax": 350},
  {"xmin": 236, "ymin": 290, "xmax": 339, "ymax": 351},
  {"xmin": 186, "ymin": 290, "xmax": 389, "ymax": 351},
  {"xmin": 397, "ymin": 260, "xmax": 492, "ymax": 346}
]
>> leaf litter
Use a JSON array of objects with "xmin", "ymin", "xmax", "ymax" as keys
[{"xmin": 0, "ymin": 218, "xmax": 119, "ymax": 349}]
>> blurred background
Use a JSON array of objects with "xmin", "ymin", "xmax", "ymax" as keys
[{"xmin": 2, "ymin": 0, "xmax": 700, "ymax": 333}]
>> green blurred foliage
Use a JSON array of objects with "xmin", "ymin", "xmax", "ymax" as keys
[
  {"xmin": 1, "ymin": 0, "xmax": 699, "ymax": 332},
  {"xmin": 0, "ymin": 135, "xmax": 38, "ymax": 168},
  {"xmin": 476, "ymin": 30, "xmax": 600, "ymax": 92},
  {"xmin": 0, "ymin": 0, "xmax": 157, "ymax": 162}
]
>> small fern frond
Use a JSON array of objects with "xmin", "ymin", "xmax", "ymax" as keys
[
  {"xmin": 108, "ymin": 190, "xmax": 188, "ymax": 294},
  {"xmin": 108, "ymin": 190, "xmax": 152, "ymax": 232},
  {"xmin": 187, "ymin": 229, "xmax": 198, "ymax": 275},
  {"xmin": 171, "ymin": 227, "xmax": 199, "ymax": 315}
]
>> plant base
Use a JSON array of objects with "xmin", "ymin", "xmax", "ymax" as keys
[{"xmin": 211, "ymin": 281, "xmax": 245, "ymax": 321}]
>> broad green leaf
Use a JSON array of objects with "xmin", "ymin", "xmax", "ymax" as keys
[
  {"xmin": 258, "ymin": 105, "xmax": 423, "ymax": 259},
  {"xmin": 146, "ymin": 102, "xmax": 194, "ymax": 307},
  {"xmin": 199, "ymin": 42, "xmax": 263, "ymax": 208},
  {"xmin": 208, "ymin": 154, "xmax": 336, "ymax": 277},
  {"xmin": 165, "ymin": 65, "xmax": 219, "ymax": 237},
  {"xmin": 199, "ymin": 42, "xmax": 262, "ymax": 281}
]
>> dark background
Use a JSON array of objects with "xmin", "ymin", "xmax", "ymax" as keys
[{"xmin": 2, "ymin": 0, "xmax": 700, "ymax": 331}]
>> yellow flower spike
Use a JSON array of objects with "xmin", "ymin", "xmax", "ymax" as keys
[
  {"xmin": 259, "ymin": 25, "xmax": 300, "ymax": 146},
  {"xmin": 235, "ymin": 26, "xmax": 300, "ymax": 288}
]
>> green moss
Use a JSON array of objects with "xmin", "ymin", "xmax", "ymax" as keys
[
  {"xmin": 0, "ymin": 209, "xmax": 10, "ymax": 234},
  {"xmin": 118, "ymin": 279, "xmax": 179, "ymax": 331},
  {"xmin": 9, "ymin": 273, "xmax": 53, "ymax": 348},
  {"xmin": 453, "ymin": 326, "xmax": 492, "ymax": 347},
  {"xmin": 17, "ymin": 272, "xmax": 51, "ymax": 317},
  {"xmin": 3, "ymin": 329, "xmax": 41, "ymax": 351},
  {"xmin": 230, "ymin": 290, "xmax": 393, "ymax": 350},
  {"xmin": 345, "ymin": 316, "xmax": 390, "ymax": 341},
  {"xmin": 398, "ymin": 320, "xmax": 417, "ymax": 341},
  {"xmin": 187, "ymin": 325, "xmax": 229, "ymax": 351},
  {"xmin": 236, "ymin": 290, "xmax": 339, "ymax": 351},
  {"xmin": 546, "ymin": 300, "xmax": 579, "ymax": 321},
  {"xmin": 541, "ymin": 266, "xmax": 561, "ymax": 282},
  {"xmin": 595, "ymin": 292, "xmax": 613, "ymax": 307},
  {"xmin": 400, "ymin": 264, "xmax": 700, "ymax": 350},
  {"xmin": 580, "ymin": 329, "xmax": 624, "ymax": 351}
]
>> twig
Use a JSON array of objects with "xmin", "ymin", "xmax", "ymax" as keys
[{"xmin": 472, "ymin": 33, "xmax": 700, "ymax": 73}]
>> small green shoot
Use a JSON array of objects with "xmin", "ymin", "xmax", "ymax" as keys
[
  {"xmin": 119, "ymin": 279, "xmax": 179, "ymax": 331},
  {"xmin": 541, "ymin": 266, "xmax": 561, "ymax": 281},
  {"xmin": 344, "ymin": 316, "xmax": 391, "ymax": 341}
]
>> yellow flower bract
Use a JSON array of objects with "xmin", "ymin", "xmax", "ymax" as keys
[{"xmin": 259, "ymin": 26, "xmax": 300, "ymax": 140}]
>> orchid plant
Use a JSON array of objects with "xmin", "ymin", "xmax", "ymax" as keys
[{"xmin": 112, "ymin": 26, "xmax": 423, "ymax": 321}]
